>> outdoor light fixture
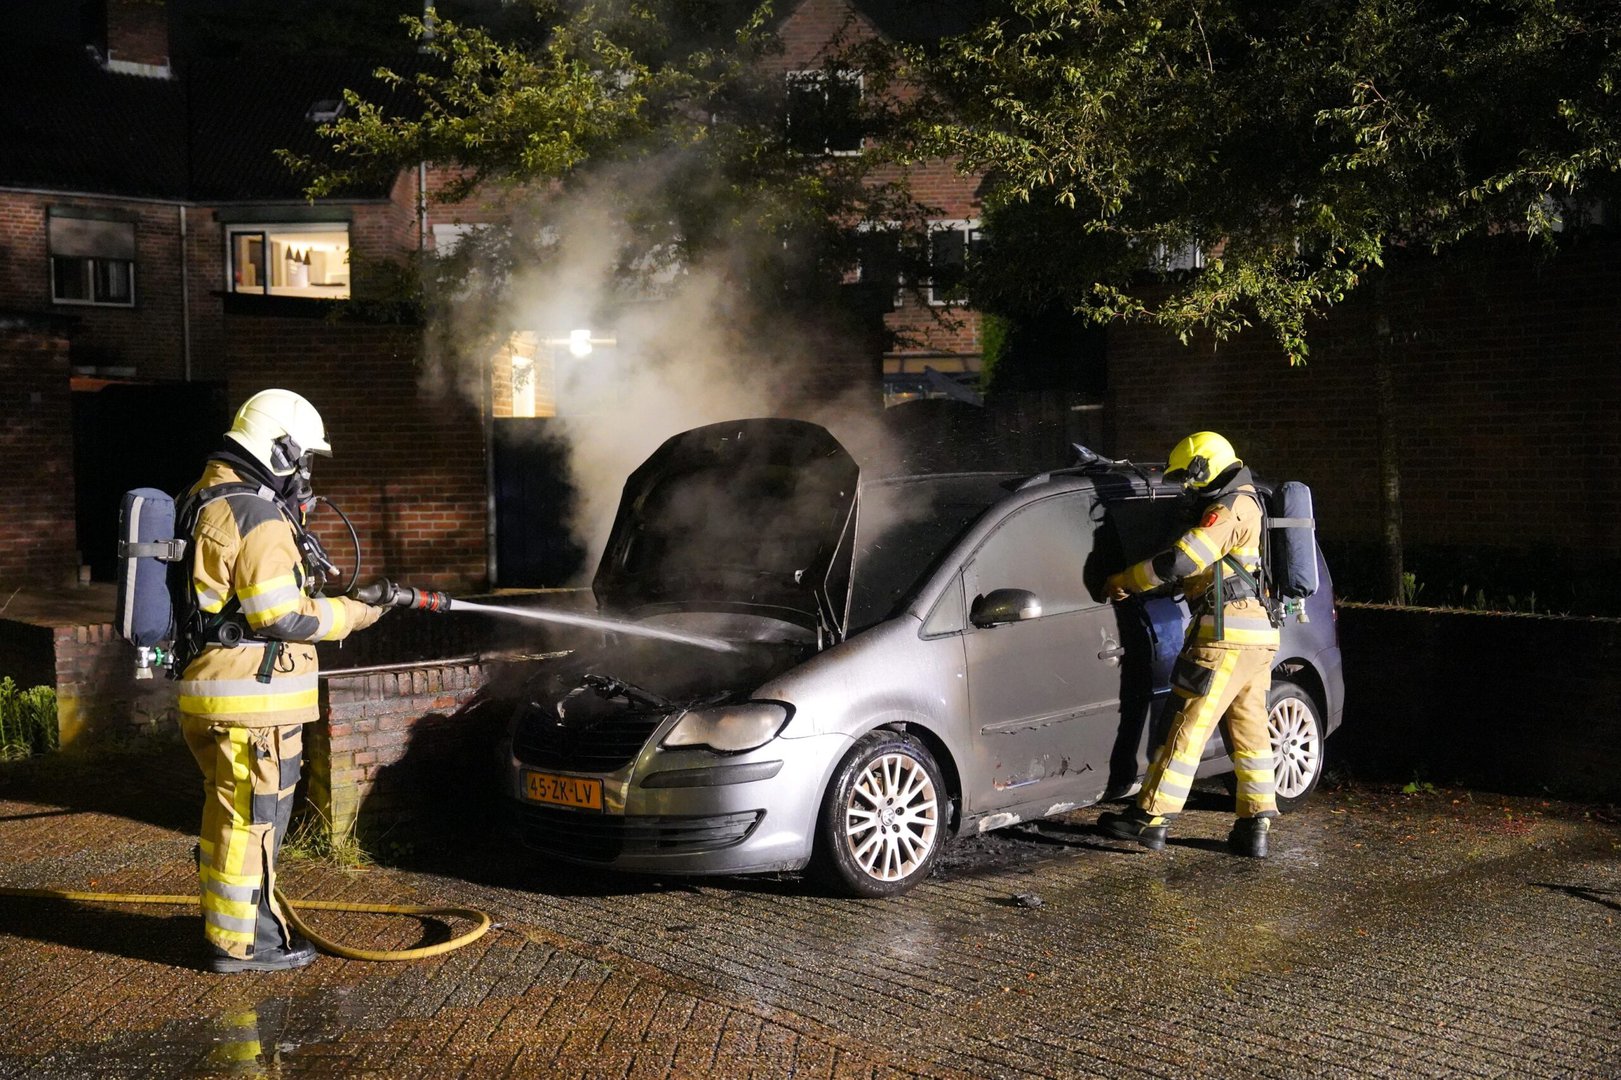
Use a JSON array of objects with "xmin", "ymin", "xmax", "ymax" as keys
[{"xmin": 536, "ymin": 329, "xmax": 617, "ymax": 358}]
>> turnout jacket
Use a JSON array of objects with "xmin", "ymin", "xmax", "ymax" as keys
[
  {"xmin": 1119, "ymin": 470, "xmax": 1279, "ymax": 650},
  {"xmin": 177, "ymin": 461, "xmax": 382, "ymax": 727}
]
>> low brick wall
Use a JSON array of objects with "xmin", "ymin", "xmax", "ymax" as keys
[
  {"xmin": 1335, "ymin": 605, "xmax": 1621, "ymax": 802},
  {"xmin": 0, "ymin": 589, "xmax": 588, "ymax": 746},
  {"xmin": 307, "ymin": 663, "xmax": 494, "ymax": 836},
  {"xmin": 0, "ymin": 616, "xmax": 176, "ymax": 744},
  {"xmin": 53, "ymin": 624, "xmax": 178, "ymax": 743}
]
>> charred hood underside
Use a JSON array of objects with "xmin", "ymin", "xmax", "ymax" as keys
[{"xmin": 592, "ymin": 419, "xmax": 859, "ymax": 637}]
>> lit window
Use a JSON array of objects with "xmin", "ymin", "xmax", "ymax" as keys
[
  {"xmin": 1150, "ymin": 240, "xmax": 1205, "ymax": 273},
  {"xmin": 785, "ymin": 70, "xmax": 863, "ymax": 155},
  {"xmin": 226, "ymin": 224, "xmax": 351, "ymax": 298},
  {"xmin": 49, "ymin": 212, "xmax": 136, "ymax": 307},
  {"xmin": 306, "ymin": 99, "xmax": 345, "ymax": 123}
]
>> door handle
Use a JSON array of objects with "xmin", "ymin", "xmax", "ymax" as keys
[{"xmin": 1098, "ymin": 641, "xmax": 1125, "ymax": 664}]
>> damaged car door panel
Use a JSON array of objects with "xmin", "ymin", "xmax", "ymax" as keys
[{"xmin": 497, "ymin": 419, "xmax": 1345, "ymax": 897}]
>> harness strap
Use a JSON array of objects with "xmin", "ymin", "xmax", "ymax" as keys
[
  {"xmin": 118, "ymin": 538, "xmax": 188, "ymax": 561},
  {"xmin": 1208, "ymin": 487, "xmax": 1268, "ymax": 640},
  {"xmin": 170, "ymin": 481, "xmax": 295, "ymax": 678}
]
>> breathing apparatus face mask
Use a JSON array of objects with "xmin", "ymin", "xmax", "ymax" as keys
[
  {"xmin": 1165, "ymin": 454, "xmax": 1211, "ymax": 492},
  {"xmin": 269, "ymin": 434, "xmax": 305, "ymax": 476},
  {"xmin": 288, "ymin": 455, "xmax": 316, "ymax": 517}
]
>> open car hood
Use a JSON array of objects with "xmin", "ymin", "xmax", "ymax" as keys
[{"xmin": 593, "ymin": 419, "xmax": 859, "ymax": 637}]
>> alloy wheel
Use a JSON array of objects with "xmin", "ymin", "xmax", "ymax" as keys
[
  {"xmin": 844, "ymin": 751, "xmax": 940, "ymax": 882},
  {"xmin": 1269, "ymin": 694, "xmax": 1322, "ymax": 799}
]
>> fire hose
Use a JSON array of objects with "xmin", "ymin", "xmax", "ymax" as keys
[
  {"xmin": 0, "ymin": 585, "xmax": 485, "ymax": 961},
  {"xmin": 0, "ymin": 884, "xmax": 492, "ymax": 961}
]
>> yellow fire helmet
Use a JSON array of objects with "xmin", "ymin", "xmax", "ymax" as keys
[
  {"xmin": 225, "ymin": 388, "xmax": 332, "ymax": 476},
  {"xmin": 1165, "ymin": 431, "xmax": 1241, "ymax": 490}
]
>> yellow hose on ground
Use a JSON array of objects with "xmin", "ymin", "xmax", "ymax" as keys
[{"xmin": 0, "ymin": 885, "xmax": 491, "ymax": 961}]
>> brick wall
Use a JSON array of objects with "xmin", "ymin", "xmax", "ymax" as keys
[
  {"xmin": 0, "ymin": 325, "xmax": 78, "ymax": 586},
  {"xmin": 0, "ymin": 190, "xmax": 435, "ymax": 385},
  {"xmin": 105, "ymin": 0, "xmax": 171, "ymax": 68},
  {"xmin": 223, "ymin": 315, "xmax": 489, "ymax": 592},
  {"xmin": 308, "ymin": 663, "xmax": 492, "ymax": 835},
  {"xmin": 52, "ymin": 624, "xmax": 176, "ymax": 744},
  {"xmin": 1107, "ymin": 240, "xmax": 1621, "ymax": 569},
  {"xmin": 1, "ymin": 613, "xmax": 177, "ymax": 747},
  {"xmin": 0, "ymin": 193, "xmax": 197, "ymax": 379}
]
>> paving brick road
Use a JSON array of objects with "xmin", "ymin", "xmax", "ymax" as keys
[{"xmin": 0, "ymin": 738, "xmax": 1617, "ymax": 1078}]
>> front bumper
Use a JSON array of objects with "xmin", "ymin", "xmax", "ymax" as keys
[{"xmin": 505, "ymin": 731, "xmax": 852, "ymax": 875}]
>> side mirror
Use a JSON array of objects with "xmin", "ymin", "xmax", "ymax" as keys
[{"xmin": 970, "ymin": 588, "xmax": 1042, "ymax": 628}]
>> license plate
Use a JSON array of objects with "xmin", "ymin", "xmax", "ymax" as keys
[{"xmin": 522, "ymin": 770, "xmax": 604, "ymax": 811}]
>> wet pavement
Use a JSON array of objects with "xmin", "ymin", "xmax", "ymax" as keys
[{"xmin": 0, "ymin": 739, "xmax": 1617, "ymax": 1079}]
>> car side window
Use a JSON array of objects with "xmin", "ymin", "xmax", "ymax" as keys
[
  {"xmin": 920, "ymin": 574, "xmax": 965, "ymax": 636},
  {"xmin": 1103, "ymin": 495, "xmax": 1199, "ymax": 567},
  {"xmin": 963, "ymin": 494, "xmax": 1101, "ymax": 619}
]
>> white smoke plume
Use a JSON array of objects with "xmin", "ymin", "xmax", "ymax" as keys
[{"xmin": 425, "ymin": 165, "xmax": 892, "ymax": 581}]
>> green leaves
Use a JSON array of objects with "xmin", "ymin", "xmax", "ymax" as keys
[
  {"xmin": 0, "ymin": 678, "xmax": 57, "ymax": 759},
  {"xmin": 915, "ymin": 0, "xmax": 1621, "ymax": 362}
]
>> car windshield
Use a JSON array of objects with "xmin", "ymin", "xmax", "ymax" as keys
[{"xmin": 847, "ymin": 474, "xmax": 1013, "ymax": 631}]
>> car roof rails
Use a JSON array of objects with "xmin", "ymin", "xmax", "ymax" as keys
[{"xmin": 1013, "ymin": 444, "xmax": 1166, "ymax": 493}]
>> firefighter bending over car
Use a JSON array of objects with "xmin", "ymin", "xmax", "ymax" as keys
[
  {"xmin": 177, "ymin": 390, "xmax": 387, "ymax": 972},
  {"xmin": 1097, "ymin": 432, "xmax": 1280, "ymax": 858}
]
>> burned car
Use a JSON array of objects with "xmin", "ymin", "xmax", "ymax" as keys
[{"xmin": 498, "ymin": 419, "xmax": 1344, "ymax": 896}]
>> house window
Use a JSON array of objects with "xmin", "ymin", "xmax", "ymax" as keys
[
  {"xmin": 927, "ymin": 220, "xmax": 984, "ymax": 306},
  {"xmin": 226, "ymin": 224, "xmax": 351, "ymax": 298},
  {"xmin": 785, "ymin": 70, "xmax": 863, "ymax": 155},
  {"xmin": 49, "ymin": 212, "xmax": 136, "ymax": 307},
  {"xmin": 1150, "ymin": 240, "xmax": 1205, "ymax": 273},
  {"xmin": 852, "ymin": 220, "xmax": 985, "ymax": 307}
]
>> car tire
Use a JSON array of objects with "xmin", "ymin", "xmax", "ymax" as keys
[
  {"xmin": 810, "ymin": 729, "xmax": 946, "ymax": 898},
  {"xmin": 1265, "ymin": 679, "xmax": 1326, "ymax": 813},
  {"xmin": 1220, "ymin": 678, "xmax": 1327, "ymax": 812}
]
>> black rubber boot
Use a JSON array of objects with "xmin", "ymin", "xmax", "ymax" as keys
[
  {"xmin": 206, "ymin": 860, "xmax": 319, "ymax": 973},
  {"xmin": 206, "ymin": 934, "xmax": 317, "ymax": 974},
  {"xmin": 1097, "ymin": 807, "xmax": 1170, "ymax": 851},
  {"xmin": 1228, "ymin": 816, "xmax": 1272, "ymax": 858}
]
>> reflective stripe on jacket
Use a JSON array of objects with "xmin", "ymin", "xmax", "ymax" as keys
[
  {"xmin": 1122, "ymin": 480, "xmax": 1279, "ymax": 650},
  {"xmin": 177, "ymin": 462, "xmax": 382, "ymax": 727}
]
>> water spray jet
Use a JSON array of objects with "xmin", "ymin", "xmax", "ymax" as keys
[
  {"xmin": 449, "ymin": 599, "xmax": 737, "ymax": 653},
  {"xmin": 350, "ymin": 579, "xmax": 735, "ymax": 653}
]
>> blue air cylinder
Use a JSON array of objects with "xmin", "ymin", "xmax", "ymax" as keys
[{"xmin": 115, "ymin": 488, "xmax": 185, "ymax": 677}]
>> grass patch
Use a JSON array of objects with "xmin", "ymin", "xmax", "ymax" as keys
[{"xmin": 281, "ymin": 806, "xmax": 374, "ymax": 870}]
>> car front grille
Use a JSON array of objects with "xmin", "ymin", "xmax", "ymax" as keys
[
  {"xmin": 514, "ymin": 804, "xmax": 764, "ymax": 862},
  {"xmin": 512, "ymin": 710, "xmax": 665, "ymax": 772}
]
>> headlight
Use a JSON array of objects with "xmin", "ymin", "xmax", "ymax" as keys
[{"xmin": 661, "ymin": 702, "xmax": 790, "ymax": 754}]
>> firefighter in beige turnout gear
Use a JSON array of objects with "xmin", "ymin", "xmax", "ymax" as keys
[
  {"xmin": 1097, "ymin": 432, "xmax": 1281, "ymax": 857},
  {"xmin": 179, "ymin": 390, "xmax": 385, "ymax": 972}
]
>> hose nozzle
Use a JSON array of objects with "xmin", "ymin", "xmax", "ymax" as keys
[{"xmin": 350, "ymin": 578, "xmax": 453, "ymax": 613}]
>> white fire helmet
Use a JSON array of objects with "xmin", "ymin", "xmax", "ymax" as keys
[{"xmin": 224, "ymin": 389, "xmax": 332, "ymax": 476}]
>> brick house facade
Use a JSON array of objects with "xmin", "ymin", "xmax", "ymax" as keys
[
  {"xmin": 7, "ymin": 0, "xmax": 1608, "ymax": 610},
  {"xmin": 773, "ymin": 0, "xmax": 990, "ymax": 402},
  {"xmin": 0, "ymin": 3, "xmax": 491, "ymax": 593},
  {"xmin": 2, "ymin": 0, "xmax": 978, "ymax": 597}
]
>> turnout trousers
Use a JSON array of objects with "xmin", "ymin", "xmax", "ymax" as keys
[
  {"xmin": 181, "ymin": 717, "xmax": 302, "ymax": 960},
  {"xmin": 1139, "ymin": 644, "xmax": 1279, "ymax": 819}
]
